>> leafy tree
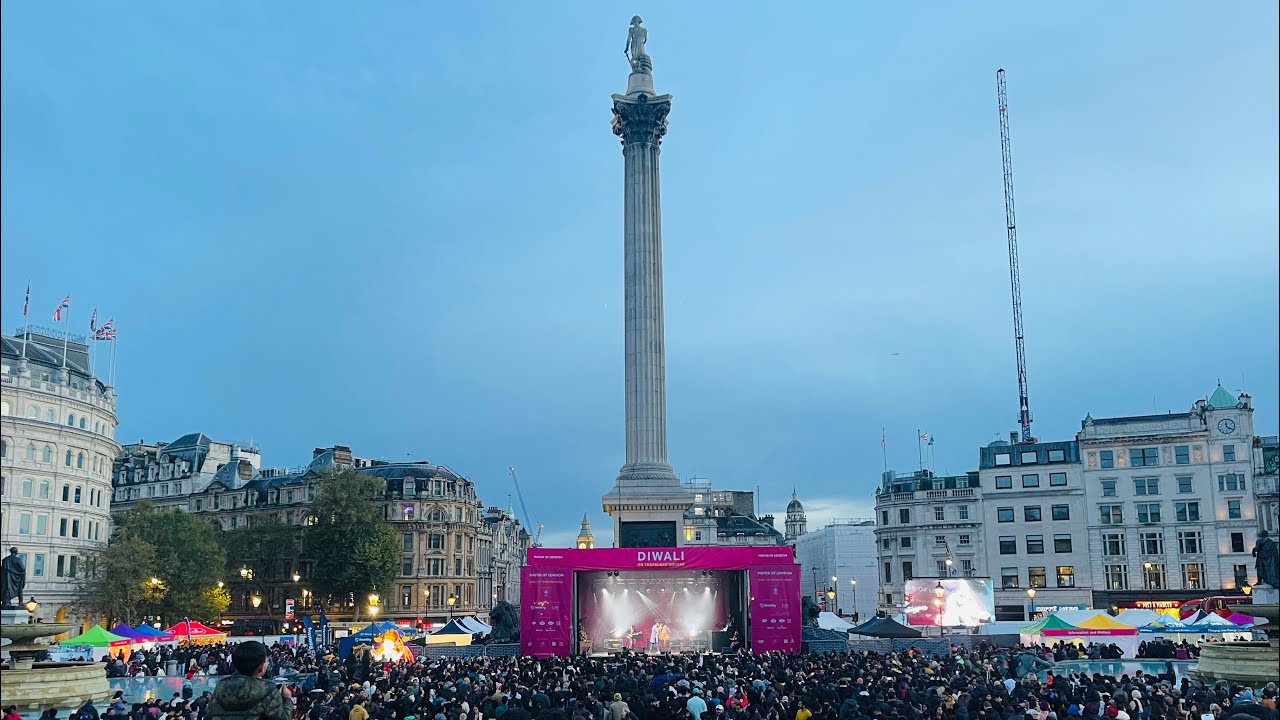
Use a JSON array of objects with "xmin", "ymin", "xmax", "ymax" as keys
[
  {"xmin": 303, "ymin": 468, "xmax": 399, "ymax": 620},
  {"xmin": 219, "ymin": 520, "xmax": 299, "ymax": 580},
  {"xmin": 111, "ymin": 502, "xmax": 227, "ymax": 623},
  {"xmin": 73, "ymin": 534, "xmax": 158, "ymax": 625}
]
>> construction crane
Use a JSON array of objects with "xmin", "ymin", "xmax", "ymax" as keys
[
  {"xmin": 507, "ymin": 466, "xmax": 543, "ymax": 546},
  {"xmin": 997, "ymin": 69, "xmax": 1034, "ymax": 443}
]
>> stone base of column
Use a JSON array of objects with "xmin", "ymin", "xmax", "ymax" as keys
[{"xmin": 615, "ymin": 461, "xmax": 679, "ymax": 485}]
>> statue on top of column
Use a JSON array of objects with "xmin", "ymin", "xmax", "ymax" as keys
[{"xmin": 624, "ymin": 16, "xmax": 651, "ymax": 73}]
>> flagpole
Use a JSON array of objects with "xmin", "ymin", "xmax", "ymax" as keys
[
  {"xmin": 881, "ymin": 427, "xmax": 888, "ymax": 474},
  {"xmin": 109, "ymin": 335, "xmax": 117, "ymax": 388},
  {"xmin": 916, "ymin": 429, "xmax": 923, "ymax": 472},
  {"xmin": 21, "ymin": 283, "xmax": 30, "ymax": 359},
  {"xmin": 61, "ymin": 296, "xmax": 71, "ymax": 368}
]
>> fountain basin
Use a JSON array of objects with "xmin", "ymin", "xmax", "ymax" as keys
[{"xmin": 0, "ymin": 661, "xmax": 113, "ymax": 711}]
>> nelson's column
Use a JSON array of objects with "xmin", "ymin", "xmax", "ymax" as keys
[{"xmin": 602, "ymin": 16, "xmax": 695, "ymax": 548}]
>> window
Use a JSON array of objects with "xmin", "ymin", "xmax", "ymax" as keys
[
  {"xmin": 1175, "ymin": 502, "xmax": 1200, "ymax": 523},
  {"xmin": 35, "ymin": 515, "xmax": 47, "ymax": 536},
  {"xmin": 33, "ymin": 554, "xmax": 44, "ymax": 577},
  {"xmin": 71, "ymin": 519, "xmax": 80, "ymax": 538},
  {"xmin": 20, "ymin": 478, "xmax": 33, "ymax": 497},
  {"xmin": 69, "ymin": 556, "xmax": 78, "ymax": 577},
  {"xmin": 401, "ymin": 585, "xmax": 413, "ymax": 608},
  {"xmin": 1100, "ymin": 504, "xmax": 1124, "ymax": 524},
  {"xmin": 402, "ymin": 505, "xmax": 415, "ymax": 521},
  {"xmin": 1144, "ymin": 563, "xmax": 1166, "ymax": 590},
  {"xmin": 958, "ymin": 505, "xmax": 969, "ymax": 520},
  {"xmin": 933, "ymin": 506, "xmax": 945, "ymax": 521},
  {"xmin": 1175, "ymin": 445, "xmax": 1190, "ymax": 465},
  {"xmin": 1230, "ymin": 532, "xmax": 1245, "ymax": 553},
  {"xmin": 402, "ymin": 533, "xmax": 414, "ymax": 551},
  {"xmin": 1026, "ymin": 535, "xmax": 1044, "ymax": 554},
  {"xmin": 1177, "ymin": 476, "xmax": 1194, "ymax": 494},
  {"xmin": 1001, "ymin": 567, "xmax": 1020, "ymax": 589},
  {"xmin": 1234, "ymin": 564, "xmax": 1249, "ymax": 586},
  {"xmin": 1103, "ymin": 532, "xmax": 1126, "ymax": 556},
  {"xmin": 0, "ymin": 440, "xmax": 5, "ymax": 458},
  {"xmin": 883, "ymin": 562, "xmax": 892, "ymax": 583},
  {"xmin": 1136, "ymin": 503, "xmax": 1161, "ymax": 524},
  {"xmin": 999, "ymin": 536, "xmax": 1017, "ymax": 554},
  {"xmin": 959, "ymin": 534, "xmax": 971, "ymax": 546},
  {"xmin": 1101, "ymin": 479, "xmax": 1117, "ymax": 497},
  {"xmin": 934, "ymin": 535, "xmax": 947, "ymax": 546},
  {"xmin": 1053, "ymin": 534, "xmax": 1073, "ymax": 553},
  {"xmin": 0, "ymin": 401, "xmax": 8, "ymax": 415},
  {"xmin": 995, "ymin": 453, "xmax": 1011, "ymax": 466},
  {"xmin": 880, "ymin": 538, "xmax": 890, "ymax": 549},
  {"xmin": 1223, "ymin": 444, "xmax": 1236, "ymax": 462},
  {"xmin": 995, "ymin": 475, "xmax": 1012, "ymax": 489},
  {"xmin": 428, "ymin": 534, "xmax": 444, "ymax": 550},
  {"xmin": 79, "ymin": 417, "xmax": 86, "ymax": 429},
  {"xmin": 961, "ymin": 559, "xmax": 974, "ymax": 575},
  {"xmin": 75, "ymin": 452, "xmax": 84, "ymax": 469},
  {"xmin": 1219, "ymin": 473, "xmax": 1246, "ymax": 491},
  {"xmin": 1140, "ymin": 531, "xmax": 1164, "ymax": 554},
  {"xmin": 997, "ymin": 507, "xmax": 1014, "ymax": 523},
  {"xmin": 1028, "ymin": 566, "xmax": 1047, "ymax": 588},
  {"xmin": 455, "ymin": 508, "xmax": 463, "ymax": 522},
  {"xmin": 1056, "ymin": 566, "xmax": 1075, "ymax": 588},
  {"xmin": 56, "ymin": 556, "xmax": 65, "ymax": 577},
  {"xmin": 935, "ymin": 560, "xmax": 948, "ymax": 576},
  {"xmin": 1228, "ymin": 499, "xmax": 1242, "ymax": 519},
  {"xmin": 454, "ymin": 534, "xmax": 463, "ymax": 551},
  {"xmin": 1105, "ymin": 564, "xmax": 1128, "ymax": 590},
  {"xmin": 1021, "ymin": 451, "xmax": 1038, "ymax": 464},
  {"xmin": 42, "ymin": 446, "xmax": 52, "ymax": 463},
  {"xmin": 27, "ymin": 405, "xmax": 39, "ymax": 419},
  {"xmin": 64, "ymin": 450, "xmax": 72, "ymax": 467},
  {"xmin": 62, "ymin": 484, "xmax": 70, "ymax": 501},
  {"xmin": 1130, "ymin": 447, "xmax": 1159, "ymax": 467},
  {"xmin": 881, "ymin": 510, "xmax": 889, "ymax": 525},
  {"xmin": 899, "ymin": 509, "xmax": 910, "ymax": 524},
  {"xmin": 1178, "ymin": 530, "xmax": 1203, "ymax": 554},
  {"xmin": 67, "ymin": 413, "xmax": 75, "ymax": 427},
  {"xmin": 21, "ymin": 443, "xmax": 33, "ymax": 461},
  {"xmin": 1051, "ymin": 504, "xmax": 1070, "ymax": 521},
  {"xmin": 1100, "ymin": 450, "xmax": 1114, "ymax": 469},
  {"xmin": 1133, "ymin": 478, "xmax": 1159, "ymax": 495},
  {"xmin": 900, "ymin": 536, "xmax": 912, "ymax": 548},
  {"xmin": 74, "ymin": 487, "xmax": 81, "ymax": 503},
  {"xmin": 401, "ymin": 557, "xmax": 413, "ymax": 576},
  {"xmin": 1182, "ymin": 563, "xmax": 1204, "ymax": 590},
  {"xmin": 19, "ymin": 513, "xmax": 31, "ymax": 534},
  {"xmin": 1049, "ymin": 472, "xmax": 1067, "ymax": 487},
  {"xmin": 902, "ymin": 561, "xmax": 913, "ymax": 580},
  {"xmin": 1048, "ymin": 449, "xmax": 1066, "ymax": 462},
  {"xmin": 1021, "ymin": 474, "xmax": 1039, "ymax": 488},
  {"xmin": 59, "ymin": 518, "xmax": 68, "ymax": 537},
  {"xmin": 1024, "ymin": 506, "xmax": 1042, "ymax": 522}
]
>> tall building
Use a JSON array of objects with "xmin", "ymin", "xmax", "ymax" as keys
[
  {"xmin": 112, "ymin": 433, "xmax": 261, "ymax": 512},
  {"xmin": 794, "ymin": 519, "xmax": 877, "ymax": 622},
  {"xmin": 681, "ymin": 482, "xmax": 784, "ymax": 546},
  {"xmin": 2, "ymin": 331, "xmax": 121, "ymax": 621},
  {"xmin": 784, "ymin": 492, "xmax": 807, "ymax": 543},
  {"xmin": 1079, "ymin": 387, "xmax": 1263, "ymax": 610},
  {"xmin": 576, "ymin": 513, "xmax": 595, "ymax": 549},
  {"xmin": 873, "ymin": 471, "xmax": 983, "ymax": 616},
  {"xmin": 977, "ymin": 437, "xmax": 1089, "ymax": 620},
  {"xmin": 1256, "ymin": 435, "xmax": 1279, "ymax": 536}
]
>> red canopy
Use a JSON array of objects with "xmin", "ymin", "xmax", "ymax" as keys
[{"xmin": 165, "ymin": 620, "xmax": 224, "ymax": 637}]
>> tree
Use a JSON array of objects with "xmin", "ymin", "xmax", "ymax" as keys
[
  {"xmin": 73, "ymin": 534, "xmax": 158, "ymax": 625},
  {"xmin": 111, "ymin": 502, "xmax": 227, "ymax": 623},
  {"xmin": 219, "ymin": 520, "xmax": 299, "ymax": 580},
  {"xmin": 303, "ymin": 468, "xmax": 399, "ymax": 619}
]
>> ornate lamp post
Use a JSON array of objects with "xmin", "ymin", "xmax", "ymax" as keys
[
  {"xmin": 447, "ymin": 593, "xmax": 457, "ymax": 620},
  {"xmin": 933, "ymin": 582, "xmax": 945, "ymax": 636},
  {"xmin": 1026, "ymin": 587, "xmax": 1037, "ymax": 620},
  {"xmin": 850, "ymin": 578, "xmax": 858, "ymax": 622}
]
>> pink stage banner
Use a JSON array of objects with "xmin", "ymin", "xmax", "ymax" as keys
[
  {"xmin": 748, "ymin": 565, "xmax": 801, "ymax": 653},
  {"xmin": 520, "ymin": 566, "xmax": 574, "ymax": 657},
  {"xmin": 526, "ymin": 547, "xmax": 795, "ymax": 570}
]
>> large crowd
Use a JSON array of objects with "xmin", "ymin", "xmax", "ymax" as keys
[{"xmin": 4, "ymin": 641, "xmax": 1275, "ymax": 720}]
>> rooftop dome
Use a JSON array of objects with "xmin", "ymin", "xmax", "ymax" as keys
[{"xmin": 787, "ymin": 492, "xmax": 804, "ymax": 514}]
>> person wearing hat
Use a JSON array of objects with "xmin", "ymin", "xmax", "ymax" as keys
[
  {"xmin": 687, "ymin": 688, "xmax": 709, "ymax": 720},
  {"xmin": 609, "ymin": 693, "xmax": 631, "ymax": 720}
]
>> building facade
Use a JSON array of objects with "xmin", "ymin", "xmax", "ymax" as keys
[
  {"xmin": 1252, "ymin": 434, "xmax": 1277, "ymax": 538},
  {"xmin": 873, "ymin": 470, "xmax": 984, "ymax": 616},
  {"xmin": 784, "ymin": 492, "xmax": 808, "ymax": 543},
  {"xmin": 794, "ymin": 519, "xmax": 878, "ymax": 622},
  {"xmin": 1079, "ymin": 387, "xmax": 1263, "ymax": 610},
  {"xmin": 977, "ymin": 437, "xmax": 1090, "ymax": 620},
  {"xmin": 1, "ymin": 331, "xmax": 121, "ymax": 622},
  {"xmin": 680, "ymin": 481, "xmax": 784, "ymax": 546},
  {"xmin": 112, "ymin": 433, "xmax": 260, "ymax": 512}
]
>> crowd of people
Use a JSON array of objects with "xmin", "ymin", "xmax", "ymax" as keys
[
  {"xmin": 5, "ymin": 640, "xmax": 1275, "ymax": 720},
  {"xmin": 1135, "ymin": 641, "xmax": 1200, "ymax": 661}
]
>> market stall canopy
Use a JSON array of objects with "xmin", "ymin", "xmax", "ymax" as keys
[
  {"xmin": 63, "ymin": 625, "xmax": 131, "ymax": 647},
  {"xmin": 850, "ymin": 616, "xmax": 921, "ymax": 638},
  {"xmin": 1113, "ymin": 609, "xmax": 1161, "ymax": 627},
  {"xmin": 431, "ymin": 619, "xmax": 476, "ymax": 636},
  {"xmin": 1021, "ymin": 614, "xmax": 1080, "ymax": 635},
  {"xmin": 165, "ymin": 620, "xmax": 226, "ymax": 643},
  {"xmin": 1044, "ymin": 613, "xmax": 1137, "ymax": 636},
  {"xmin": 132, "ymin": 624, "xmax": 175, "ymax": 641},
  {"xmin": 349, "ymin": 620, "xmax": 400, "ymax": 640},
  {"xmin": 817, "ymin": 612, "xmax": 855, "ymax": 632},
  {"xmin": 1222, "ymin": 611, "xmax": 1264, "ymax": 626},
  {"xmin": 457, "ymin": 617, "xmax": 492, "ymax": 634},
  {"xmin": 108, "ymin": 623, "xmax": 150, "ymax": 641}
]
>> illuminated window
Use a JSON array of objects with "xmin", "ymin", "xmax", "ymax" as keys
[{"xmin": 1056, "ymin": 566, "xmax": 1075, "ymax": 588}]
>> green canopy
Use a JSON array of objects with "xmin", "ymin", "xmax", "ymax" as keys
[
  {"xmin": 63, "ymin": 624, "xmax": 130, "ymax": 647},
  {"xmin": 1021, "ymin": 614, "xmax": 1078, "ymax": 635}
]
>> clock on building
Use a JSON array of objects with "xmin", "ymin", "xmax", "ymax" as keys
[{"xmin": 1217, "ymin": 418, "xmax": 1237, "ymax": 435}]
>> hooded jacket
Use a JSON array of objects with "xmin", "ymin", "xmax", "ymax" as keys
[{"xmin": 206, "ymin": 675, "xmax": 294, "ymax": 720}]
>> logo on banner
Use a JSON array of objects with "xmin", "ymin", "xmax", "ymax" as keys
[{"xmin": 636, "ymin": 550, "xmax": 686, "ymax": 566}]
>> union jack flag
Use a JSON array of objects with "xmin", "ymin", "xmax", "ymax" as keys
[
  {"xmin": 94, "ymin": 319, "xmax": 115, "ymax": 340},
  {"xmin": 52, "ymin": 296, "xmax": 70, "ymax": 322}
]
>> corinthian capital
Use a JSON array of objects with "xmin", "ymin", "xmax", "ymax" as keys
[{"xmin": 612, "ymin": 94, "xmax": 670, "ymax": 147}]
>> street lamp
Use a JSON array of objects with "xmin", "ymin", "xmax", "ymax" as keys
[
  {"xmin": 1242, "ymin": 584, "xmax": 1253, "ymax": 597},
  {"xmin": 240, "ymin": 565, "xmax": 254, "ymax": 580},
  {"xmin": 1026, "ymin": 587, "xmax": 1036, "ymax": 620},
  {"xmin": 850, "ymin": 578, "xmax": 858, "ymax": 622},
  {"xmin": 447, "ymin": 593, "xmax": 457, "ymax": 620},
  {"xmin": 831, "ymin": 576, "xmax": 839, "ymax": 614},
  {"xmin": 933, "ymin": 582, "xmax": 945, "ymax": 636},
  {"xmin": 217, "ymin": 581, "xmax": 224, "ymax": 589},
  {"xmin": 292, "ymin": 571, "xmax": 301, "ymax": 583},
  {"xmin": 250, "ymin": 593, "xmax": 262, "ymax": 609},
  {"xmin": 24, "ymin": 597, "xmax": 38, "ymax": 622}
]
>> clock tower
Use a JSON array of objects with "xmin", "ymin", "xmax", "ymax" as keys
[{"xmin": 576, "ymin": 513, "xmax": 596, "ymax": 550}]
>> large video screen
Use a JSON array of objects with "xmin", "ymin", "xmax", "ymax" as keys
[{"xmin": 903, "ymin": 579, "xmax": 995, "ymax": 627}]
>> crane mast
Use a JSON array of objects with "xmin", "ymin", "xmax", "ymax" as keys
[
  {"xmin": 997, "ymin": 69, "xmax": 1033, "ymax": 443},
  {"xmin": 507, "ymin": 466, "xmax": 543, "ymax": 546}
]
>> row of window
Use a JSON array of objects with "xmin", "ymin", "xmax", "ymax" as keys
[
  {"xmin": 0, "ymin": 401, "xmax": 112, "ymax": 436},
  {"xmin": 1098, "ymin": 444, "xmax": 1236, "ymax": 470},
  {"xmin": 998, "ymin": 534, "xmax": 1074, "ymax": 555},
  {"xmin": 1098, "ymin": 474, "xmax": 1245, "ymax": 497},
  {"xmin": 0, "ymin": 476, "xmax": 105, "ymax": 507},
  {"xmin": 880, "ymin": 533, "xmax": 974, "ymax": 549},
  {"xmin": 997, "ymin": 504, "xmax": 1071, "ymax": 522},
  {"xmin": 992, "ymin": 448, "xmax": 1070, "ymax": 466},
  {"xmin": 882, "ymin": 504, "xmax": 973, "ymax": 525},
  {"xmin": 1102, "ymin": 562, "xmax": 1249, "ymax": 591},
  {"xmin": 9, "ymin": 551, "xmax": 81, "ymax": 579},
  {"xmin": 10, "ymin": 511, "xmax": 104, "ymax": 541},
  {"xmin": 398, "ymin": 583, "xmax": 469, "ymax": 609},
  {"xmin": 1, "ymin": 440, "xmax": 111, "ymax": 475},
  {"xmin": 1000, "ymin": 565, "xmax": 1076, "ymax": 589},
  {"xmin": 882, "ymin": 559, "xmax": 977, "ymax": 583},
  {"xmin": 399, "ymin": 505, "xmax": 468, "ymax": 523},
  {"xmin": 993, "ymin": 472, "xmax": 1069, "ymax": 489},
  {"xmin": 400, "ymin": 556, "xmax": 474, "ymax": 577},
  {"xmin": 1098, "ymin": 498, "xmax": 1245, "ymax": 524},
  {"xmin": 402, "ymin": 532, "xmax": 470, "ymax": 553},
  {"xmin": 1106, "ymin": 529, "xmax": 1250, "ymax": 555}
]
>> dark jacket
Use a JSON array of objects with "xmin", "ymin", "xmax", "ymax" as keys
[{"xmin": 207, "ymin": 674, "xmax": 294, "ymax": 720}]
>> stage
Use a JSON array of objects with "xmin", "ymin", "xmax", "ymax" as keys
[{"xmin": 520, "ymin": 546, "xmax": 801, "ymax": 657}]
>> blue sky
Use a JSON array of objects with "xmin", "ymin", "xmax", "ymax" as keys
[{"xmin": 4, "ymin": 3, "xmax": 1277, "ymax": 547}]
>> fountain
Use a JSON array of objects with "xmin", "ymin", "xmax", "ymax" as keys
[
  {"xmin": 1189, "ymin": 530, "xmax": 1280, "ymax": 684},
  {"xmin": 2, "ymin": 548, "xmax": 112, "ymax": 711}
]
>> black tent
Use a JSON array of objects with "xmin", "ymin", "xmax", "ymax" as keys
[{"xmin": 849, "ymin": 617, "xmax": 921, "ymax": 638}]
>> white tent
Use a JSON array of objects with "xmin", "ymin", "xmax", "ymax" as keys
[
  {"xmin": 458, "ymin": 616, "xmax": 492, "ymax": 634},
  {"xmin": 817, "ymin": 611, "xmax": 855, "ymax": 632},
  {"xmin": 1114, "ymin": 609, "xmax": 1162, "ymax": 627}
]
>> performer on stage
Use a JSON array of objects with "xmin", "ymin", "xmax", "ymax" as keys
[
  {"xmin": 657, "ymin": 621, "xmax": 671, "ymax": 651},
  {"xmin": 648, "ymin": 622, "xmax": 660, "ymax": 653},
  {"xmin": 624, "ymin": 625, "xmax": 641, "ymax": 650}
]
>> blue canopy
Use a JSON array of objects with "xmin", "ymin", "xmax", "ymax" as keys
[
  {"xmin": 348, "ymin": 620, "xmax": 399, "ymax": 640},
  {"xmin": 132, "ymin": 624, "xmax": 175, "ymax": 640},
  {"xmin": 109, "ymin": 623, "xmax": 150, "ymax": 640}
]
